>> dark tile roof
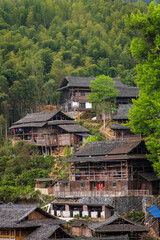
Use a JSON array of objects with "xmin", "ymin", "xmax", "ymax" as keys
[
  {"xmin": 10, "ymin": 111, "xmax": 73, "ymax": 129},
  {"xmin": 24, "ymin": 224, "xmax": 59, "ymax": 240},
  {"xmin": 89, "ymin": 213, "xmax": 149, "ymax": 233},
  {"xmin": 0, "ymin": 203, "xmax": 38, "ymax": 227},
  {"xmin": 10, "ymin": 122, "xmax": 46, "ymax": 129},
  {"xmin": 112, "ymin": 104, "xmax": 132, "ymax": 120},
  {"xmin": 44, "ymin": 237, "xmax": 129, "ymax": 240},
  {"xmin": 58, "ymin": 77, "xmax": 139, "ymax": 98},
  {"xmin": 24, "ymin": 224, "xmax": 71, "ymax": 240},
  {"xmin": 74, "ymin": 141, "xmax": 119, "ymax": 157},
  {"xmin": 63, "ymin": 156, "xmax": 106, "ymax": 163},
  {"xmin": 91, "ymin": 224, "xmax": 149, "ymax": 232},
  {"xmin": 0, "ymin": 203, "xmax": 58, "ymax": 228},
  {"xmin": 13, "ymin": 111, "xmax": 60, "ymax": 124},
  {"xmin": 58, "ymin": 124, "xmax": 89, "ymax": 133},
  {"xmin": 110, "ymin": 124, "xmax": 130, "ymax": 130},
  {"xmin": 139, "ymin": 173, "xmax": 160, "ymax": 182},
  {"xmin": 105, "ymin": 154, "xmax": 146, "ymax": 161},
  {"xmin": 58, "ymin": 77, "xmax": 95, "ymax": 90},
  {"xmin": 112, "ymin": 78, "xmax": 139, "ymax": 98},
  {"xmin": 13, "ymin": 218, "xmax": 65, "ymax": 228},
  {"xmin": 52, "ymin": 202, "xmax": 114, "ymax": 209},
  {"xmin": 116, "ymin": 86, "xmax": 139, "ymax": 98},
  {"xmin": 0, "ymin": 204, "xmax": 68, "ymax": 240},
  {"xmin": 108, "ymin": 140, "xmax": 142, "ymax": 155},
  {"xmin": 48, "ymin": 120, "xmax": 75, "ymax": 125},
  {"xmin": 63, "ymin": 140, "xmax": 145, "ymax": 163},
  {"xmin": 74, "ymin": 140, "xmax": 142, "ymax": 157},
  {"xmin": 76, "ymin": 133, "xmax": 90, "ymax": 137}
]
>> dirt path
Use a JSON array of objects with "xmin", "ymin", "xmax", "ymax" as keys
[{"xmin": 99, "ymin": 125, "xmax": 115, "ymax": 140}]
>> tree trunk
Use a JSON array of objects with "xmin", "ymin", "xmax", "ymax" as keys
[{"xmin": 5, "ymin": 119, "xmax": 7, "ymax": 142}]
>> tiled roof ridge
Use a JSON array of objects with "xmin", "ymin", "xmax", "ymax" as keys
[
  {"xmin": 89, "ymin": 212, "xmax": 149, "ymax": 232},
  {"xmin": 73, "ymin": 139, "xmax": 143, "ymax": 157},
  {"xmin": 76, "ymin": 139, "xmax": 141, "ymax": 147},
  {"xmin": 59, "ymin": 76, "xmax": 138, "ymax": 90}
]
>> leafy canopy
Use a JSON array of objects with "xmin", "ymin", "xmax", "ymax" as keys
[
  {"xmin": 0, "ymin": 141, "xmax": 54, "ymax": 201},
  {"xmin": 127, "ymin": 3, "xmax": 160, "ymax": 171},
  {"xmin": 88, "ymin": 75, "xmax": 118, "ymax": 112},
  {"xmin": 0, "ymin": 0, "xmax": 149, "ymax": 141}
]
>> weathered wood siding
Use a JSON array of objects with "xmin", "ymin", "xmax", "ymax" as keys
[
  {"xmin": 58, "ymin": 134, "xmax": 71, "ymax": 146},
  {"xmin": 28, "ymin": 210, "xmax": 47, "ymax": 219}
]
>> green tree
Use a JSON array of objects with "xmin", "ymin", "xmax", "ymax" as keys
[
  {"xmin": 127, "ymin": 3, "xmax": 160, "ymax": 171},
  {"xmin": 88, "ymin": 75, "xmax": 118, "ymax": 127}
]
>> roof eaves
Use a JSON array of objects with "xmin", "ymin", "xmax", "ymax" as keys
[{"xmin": 17, "ymin": 205, "xmax": 38, "ymax": 223}]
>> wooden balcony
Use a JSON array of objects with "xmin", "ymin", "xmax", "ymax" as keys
[
  {"xmin": 55, "ymin": 190, "xmax": 149, "ymax": 198},
  {"xmin": 70, "ymin": 170, "xmax": 128, "ymax": 181},
  {"xmin": 13, "ymin": 133, "xmax": 73, "ymax": 147}
]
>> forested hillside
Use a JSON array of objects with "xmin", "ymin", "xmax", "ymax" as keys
[{"xmin": 0, "ymin": 0, "xmax": 149, "ymax": 142}]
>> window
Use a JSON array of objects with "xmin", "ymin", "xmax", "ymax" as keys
[
  {"xmin": 117, "ymin": 132, "xmax": 122, "ymax": 137},
  {"xmin": 112, "ymin": 182, "xmax": 116, "ymax": 188},
  {"xmin": 80, "ymin": 182, "xmax": 84, "ymax": 188},
  {"xmin": 80, "ymin": 103, "xmax": 85, "ymax": 109},
  {"xmin": 85, "ymin": 168, "xmax": 89, "ymax": 175},
  {"xmin": 80, "ymin": 91, "xmax": 85, "ymax": 96}
]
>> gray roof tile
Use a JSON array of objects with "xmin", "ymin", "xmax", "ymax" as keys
[
  {"xmin": 10, "ymin": 111, "xmax": 74, "ymax": 129},
  {"xmin": 44, "ymin": 237, "xmax": 129, "ymax": 240},
  {"xmin": 0, "ymin": 203, "xmax": 58, "ymax": 228},
  {"xmin": 89, "ymin": 212, "xmax": 149, "ymax": 233},
  {"xmin": 110, "ymin": 124, "xmax": 130, "ymax": 130},
  {"xmin": 24, "ymin": 225, "xmax": 69, "ymax": 240},
  {"xmin": 13, "ymin": 111, "xmax": 60, "ymax": 125},
  {"xmin": 112, "ymin": 104, "xmax": 132, "ymax": 120},
  {"xmin": 58, "ymin": 77, "xmax": 139, "ymax": 98},
  {"xmin": 74, "ymin": 141, "xmax": 118, "ymax": 156},
  {"xmin": 58, "ymin": 124, "xmax": 89, "ymax": 133},
  {"xmin": 63, "ymin": 140, "xmax": 145, "ymax": 163}
]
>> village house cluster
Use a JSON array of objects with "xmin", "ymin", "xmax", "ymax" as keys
[
  {"xmin": 8, "ymin": 76, "xmax": 160, "ymax": 239},
  {"xmin": 0, "ymin": 203, "xmax": 150, "ymax": 240}
]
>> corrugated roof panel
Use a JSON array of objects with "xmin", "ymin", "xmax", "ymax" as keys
[{"xmin": 148, "ymin": 205, "xmax": 160, "ymax": 218}]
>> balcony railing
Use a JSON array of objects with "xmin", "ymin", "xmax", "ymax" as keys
[
  {"xmin": 55, "ymin": 190, "xmax": 149, "ymax": 198},
  {"xmin": 70, "ymin": 171, "xmax": 128, "ymax": 181}
]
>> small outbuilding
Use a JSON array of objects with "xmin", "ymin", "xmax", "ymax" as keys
[
  {"xmin": 88, "ymin": 212, "xmax": 150, "ymax": 240},
  {"xmin": 51, "ymin": 202, "xmax": 114, "ymax": 219},
  {"xmin": 0, "ymin": 203, "xmax": 71, "ymax": 240}
]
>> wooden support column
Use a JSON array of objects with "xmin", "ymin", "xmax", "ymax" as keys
[
  {"xmin": 122, "ymin": 130, "xmax": 124, "ymax": 140},
  {"xmin": 121, "ymin": 161, "xmax": 122, "ymax": 179},
  {"xmin": 32, "ymin": 127, "xmax": 33, "ymax": 141},
  {"xmin": 69, "ymin": 163, "xmax": 71, "ymax": 181},
  {"xmin": 131, "ymin": 163, "xmax": 133, "ymax": 181}
]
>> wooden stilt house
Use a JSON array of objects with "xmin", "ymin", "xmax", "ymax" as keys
[
  {"xmin": 58, "ymin": 77, "xmax": 139, "ymax": 112},
  {"xmin": 0, "ymin": 203, "xmax": 71, "ymax": 240},
  {"xmin": 58, "ymin": 139, "xmax": 160, "ymax": 198},
  {"xmin": 10, "ymin": 110, "xmax": 89, "ymax": 155}
]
